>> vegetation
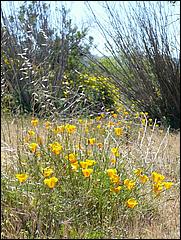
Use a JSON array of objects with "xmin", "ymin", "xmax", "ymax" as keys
[
  {"xmin": 85, "ymin": 1, "xmax": 180, "ymax": 129},
  {"xmin": 1, "ymin": 112, "xmax": 179, "ymax": 239},
  {"xmin": 1, "ymin": 1, "xmax": 180, "ymax": 239}
]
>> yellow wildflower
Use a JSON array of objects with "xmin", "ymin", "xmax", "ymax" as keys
[
  {"xmin": 124, "ymin": 179, "xmax": 136, "ymax": 190},
  {"xmin": 85, "ymin": 159, "xmax": 96, "ymax": 167},
  {"xmin": 80, "ymin": 161, "xmax": 89, "ymax": 169},
  {"xmin": 110, "ymin": 174, "xmax": 120, "ymax": 184},
  {"xmin": 106, "ymin": 169, "xmax": 117, "ymax": 178},
  {"xmin": 139, "ymin": 175, "xmax": 149, "ymax": 184},
  {"xmin": 107, "ymin": 121, "xmax": 115, "ymax": 127},
  {"xmin": 88, "ymin": 138, "xmax": 96, "ymax": 145},
  {"xmin": 151, "ymin": 172, "xmax": 165, "ymax": 183},
  {"xmin": 153, "ymin": 182, "xmax": 163, "ymax": 194},
  {"xmin": 43, "ymin": 167, "xmax": 53, "ymax": 178},
  {"xmin": 135, "ymin": 112, "xmax": 140, "ymax": 118},
  {"xmin": 111, "ymin": 158, "xmax": 116, "ymax": 164},
  {"xmin": 44, "ymin": 121, "xmax": 51, "ymax": 129},
  {"xmin": 96, "ymin": 116, "xmax": 101, "ymax": 121},
  {"xmin": 71, "ymin": 161, "xmax": 79, "ymax": 172},
  {"xmin": 97, "ymin": 143, "xmax": 103, "ymax": 149},
  {"xmin": 49, "ymin": 142, "xmax": 63, "ymax": 155},
  {"xmin": 162, "ymin": 182, "xmax": 173, "ymax": 189},
  {"xmin": 110, "ymin": 186, "xmax": 122, "ymax": 193},
  {"xmin": 111, "ymin": 147, "xmax": 120, "ymax": 157},
  {"xmin": 78, "ymin": 119, "xmax": 83, "ymax": 124},
  {"xmin": 28, "ymin": 130, "xmax": 35, "ymax": 136},
  {"xmin": 65, "ymin": 124, "xmax": 76, "ymax": 134},
  {"xmin": 24, "ymin": 135, "xmax": 30, "ymax": 143},
  {"xmin": 134, "ymin": 168, "xmax": 143, "ymax": 176},
  {"xmin": 82, "ymin": 168, "xmax": 93, "ymax": 177},
  {"xmin": 112, "ymin": 113, "xmax": 117, "ymax": 118},
  {"xmin": 35, "ymin": 151, "xmax": 41, "ymax": 157},
  {"xmin": 31, "ymin": 119, "xmax": 39, "ymax": 127},
  {"xmin": 53, "ymin": 125, "xmax": 65, "ymax": 134},
  {"xmin": 124, "ymin": 111, "xmax": 129, "ymax": 115},
  {"xmin": 44, "ymin": 177, "xmax": 58, "ymax": 189},
  {"xmin": 114, "ymin": 127, "xmax": 123, "ymax": 136},
  {"xmin": 141, "ymin": 119, "xmax": 146, "ymax": 125},
  {"xmin": 127, "ymin": 198, "xmax": 138, "ymax": 208},
  {"xmin": 16, "ymin": 173, "xmax": 28, "ymax": 183},
  {"xmin": 66, "ymin": 153, "xmax": 77, "ymax": 163},
  {"xmin": 29, "ymin": 143, "xmax": 38, "ymax": 153}
]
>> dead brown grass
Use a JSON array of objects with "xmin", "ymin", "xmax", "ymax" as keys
[{"xmin": 1, "ymin": 117, "xmax": 180, "ymax": 239}]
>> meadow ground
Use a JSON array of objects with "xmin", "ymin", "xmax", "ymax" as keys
[{"xmin": 1, "ymin": 113, "xmax": 180, "ymax": 239}]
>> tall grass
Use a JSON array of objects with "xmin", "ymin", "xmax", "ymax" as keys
[{"xmin": 1, "ymin": 110, "xmax": 180, "ymax": 239}]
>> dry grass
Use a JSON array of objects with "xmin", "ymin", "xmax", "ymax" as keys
[{"xmin": 1, "ymin": 116, "xmax": 180, "ymax": 239}]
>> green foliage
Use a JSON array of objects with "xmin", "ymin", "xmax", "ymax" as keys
[
  {"xmin": 1, "ymin": 113, "xmax": 176, "ymax": 239},
  {"xmin": 87, "ymin": 2, "xmax": 180, "ymax": 130},
  {"xmin": 1, "ymin": 1, "xmax": 100, "ymax": 116}
]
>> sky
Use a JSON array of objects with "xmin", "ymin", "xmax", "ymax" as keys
[{"xmin": 1, "ymin": 1, "xmax": 180, "ymax": 57}]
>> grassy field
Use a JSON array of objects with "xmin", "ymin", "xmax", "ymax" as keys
[{"xmin": 1, "ymin": 112, "xmax": 180, "ymax": 239}]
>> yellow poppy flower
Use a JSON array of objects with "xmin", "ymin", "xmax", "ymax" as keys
[
  {"xmin": 106, "ymin": 169, "xmax": 117, "ymax": 178},
  {"xmin": 16, "ymin": 173, "xmax": 28, "ymax": 183},
  {"xmin": 78, "ymin": 119, "xmax": 83, "ymax": 124},
  {"xmin": 24, "ymin": 135, "xmax": 30, "ymax": 143},
  {"xmin": 65, "ymin": 124, "xmax": 76, "ymax": 134},
  {"xmin": 151, "ymin": 172, "xmax": 165, "ymax": 183},
  {"xmin": 110, "ymin": 174, "xmax": 120, "ymax": 184},
  {"xmin": 139, "ymin": 175, "xmax": 149, "ymax": 184},
  {"xmin": 110, "ymin": 158, "xmax": 116, "ymax": 164},
  {"xmin": 97, "ymin": 143, "xmax": 103, "ymax": 149},
  {"xmin": 96, "ymin": 116, "xmax": 101, "ymax": 121},
  {"xmin": 124, "ymin": 179, "xmax": 136, "ymax": 190},
  {"xmin": 85, "ymin": 159, "xmax": 96, "ymax": 166},
  {"xmin": 31, "ymin": 119, "xmax": 39, "ymax": 127},
  {"xmin": 71, "ymin": 161, "xmax": 79, "ymax": 172},
  {"xmin": 114, "ymin": 128, "xmax": 123, "ymax": 136},
  {"xmin": 29, "ymin": 143, "xmax": 38, "ymax": 153},
  {"xmin": 126, "ymin": 198, "xmax": 138, "ymax": 208},
  {"xmin": 111, "ymin": 147, "xmax": 120, "ymax": 157},
  {"xmin": 44, "ymin": 177, "xmax": 58, "ymax": 189},
  {"xmin": 44, "ymin": 121, "xmax": 51, "ymax": 129},
  {"xmin": 80, "ymin": 161, "xmax": 89, "ymax": 169},
  {"xmin": 28, "ymin": 130, "xmax": 35, "ymax": 136},
  {"xmin": 110, "ymin": 186, "xmax": 122, "ymax": 193},
  {"xmin": 82, "ymin": 168, "xmax": 93, "ymax": 177},
  {"xmin": 124, "ymin": 111, "xmax": 129, "ymax": 115},
  {"xmin": 112, "ymin": 113, "xmax": 117, "ymax": 118},
  {"xmin": 107, "ymin": 121, "xmax": 115, "ymax": 127},
  {"xmin": 43, "ymin": 167, "xmax": 54, "ymax": 177},
  {"xmin": 35, "ymin": 151, "xmax": 41, "ymax": 157},
  {"xmin": 88, "ymin": 138, "xmax": 96, "ymax": 145},
  {"xmin": 49, "ymin": 142, "xmax": 63, "ymax": 155},
  {"xmin": 53, "ymin": 125, "xmax": 65, "ymax": 134},
  {"xmin": 153, "ymin": 182, "xmax": 163, "ymax": 194},
  {"xmin": 66, "ymin": 153, "xmax": 77, "ymax": 163},
  {"xmin": 134, "ymin": 168, "xmax": 143, "ymax": 176},
  {"xmin": 162, "ymin": 181, "xmax": 173, "ymax": 190}
]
